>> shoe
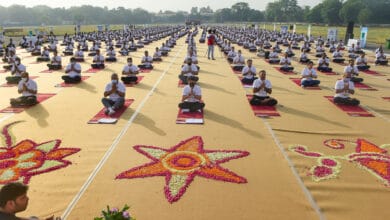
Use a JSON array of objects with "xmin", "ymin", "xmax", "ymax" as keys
[
  {"xmin": 208, "ymin": 57, "xmax": 210, "ymax": 59},
  {"xmin": 212, "ymin": 58, "xmax": 215, "ymax": 60}
]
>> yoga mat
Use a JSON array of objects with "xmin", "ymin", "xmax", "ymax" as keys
[
  {"xmin": 238, "ymin": 76, "xmax": 253, "ymax": 88},
  {"xmin": 0, "ymin": 76, "xmax": 39, "ymax": 87},
  {"xmin": 354, "ymin": 82, "xmax": 377, "ymax": 91},
  {"xmin": 87, "ymin": 99, "xmax": 134, "ymax": 124},
  {"xmin": 0, "ymin": 93, "xmax": 56, "ymax": 113},
  {"xmin": 382, "ymin": 97, "xmax": 390, "ymax": 101},
  {"xmin": 55, "ymin": 76, "xmax": 90, "ymax": 88},
  {"xmin": 40, "ymin": 69, "xmax": 54, "ymax": 73},
  {"xmin": 178, "ymin": 79, "xmax": 185, "ymax": 88},
  {"xmin": 84, "ymin": 68, "xmax": 102, "ymax": 73},
  {"xmin": 246, "ymin": 95, "xmax": 280, "ymax": 117},
  {"xmin": 176, "ymin": 108, "xmax": 204, "ymax": 124},
  {"xmin": 0, "ymin": 69, "xmax": 9, "ymax": 73},
  {"xmin": 361, "ymin": 70, "xmax": 385, "ymax": 76},
  {"xmin": 231, "ymin": 67, "xmax": 242, "ymax": 74},
  {"xmin": 290, "ymin": 78, "xmax": 321, "ymax": 90},
  {"xmin": 124, "ymin": 76, "xmax": 144, "ymax": 87},
  {"xmin": 139, "ymin": 68, "xmax": 152, "ymax": 73},
  {"xmin": 324, "ymin": 96, "xmax": 374, "ymax": 117},
  {"xmin": 274, "ymin": 67, "xmax": 296, "ymax": 75}
]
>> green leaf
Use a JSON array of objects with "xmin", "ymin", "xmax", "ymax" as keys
[
  {"xmin": 30, "ymin": 160, "xmax": 63, "ymax": 173},
  {"xmin": 36, "ymin": 140, "xmax": 58, "ymax": 153}
]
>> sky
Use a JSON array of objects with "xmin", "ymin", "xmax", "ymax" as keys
[{"xmin": 0, "ymin": 0, "xmax": 322, "ymax": 12}]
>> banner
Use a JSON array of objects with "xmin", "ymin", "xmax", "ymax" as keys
[
  {"xmin": 360, "ymin": 27, "xmax": 368, "ymax": 48},
  {"xmin": 307, "ymin": 24, "xmax": 311, "ymax": 38},
  {"xmin": 76, "ymin": 24, "xmax": 81, "ymax": 34},
  {"xmin": 281, "ymin": 26, "xmax": 288, "ymax": 34},
  {"xmin": 327, "ymin": 28, "xmax": 338, "ymax": 42},
  {"xmin": 273, "ymin": 23, "xmax": 276, "ymax": 31},
  {"xmin": 293, "ymin": 24, "xmax": 296, "ymax": 33},
  {"xmin": 105, "ymin": 24, "xmax": 110, "ymax": 31}
]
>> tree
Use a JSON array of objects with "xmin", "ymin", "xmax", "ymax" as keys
[
  {"xmin": 231, "ymin": 2, "xmax": 251, "ymax": 21},
  {"xmin": 358, "ymin": 8, "xmax": 372, "ymax": 24},
  {"xmin": 306, "ymin": 3, "xmax": 324, "ymax": 23},
  {"xmin": 321, "ymin": 0, "xmax": 342, "ymax": 25},
  {"xmin": 339, "ymin": 0, "xmax": 365, "ymax": 23}
]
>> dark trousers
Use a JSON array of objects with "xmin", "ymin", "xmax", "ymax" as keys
[
  {"xmin": 91, "ymin": 63, "xmax": 105, "ymax": 69},
  {"xmin": 375, "ymin": 60, "xmax": 388, "ymax": 65},
  {"xmin": 138, "ymin": 64, "xmax": 153, "ymax": 69},
  {"xmin": 178, "ymin": 102, "xmax": 205, "ymax": 112},
  {"xmin": 332, "ymin": 59, "xmax": 345, "ymax": 63},
  {"xmin": 350, "ymin": 77, "xmax": 363, "ymax": 83},
  {"xmin": 334, "ymin": 97, "xmax": 360, "ymax": 106},
  {"xmin": 11, "ymin": 96, "xmax": 37, "ymax": 107},
  {"xmin": 179, "ymin": 75, "xmax": 199, "ymax": 84},
  {"xmin": 241, "ymin": 77, "xmax": 257, "ymax": 84},
  {"xmin": 357, "ymin": 65, "xmax": 370, "ymax": 71},
  {"xmin": 101, "ymin": 97, "xmax": 125, "ymax": 110},
  {"xmin": 317, "ymin": 66, "xmax": 333, "ymax": 72},
  {"xmin": 62, "ymin": 75, "xmax": 81, "ymax": 83},
  {"xmin": 250, "ymin": 96, "xmax": 278, "ymax": 106},
  {"xmin": 301, "ymin": 80, "xmax": 320, "ymax": 87},
  {"xmin": 37, "ymin": 57, "xmax": 50, "ymax": 62},
  {"xmin": 47, "ymin": 64, "xmax": 62, "ymax": 70},
  {"xmin": 300, "ymin": 59, "xmax": 310, "ymax": 63},
  {"xmin": 121, "ymin": 76, "xmax": 138, "ymax": 84},
  {"xmin": 280, "ymin": 66, "xmax": 294, "ymax": 72},
  {"xmin": 105, "ymin": 57, "xmax": 117, "ymax": 62},
  {"xmin": 6, "ymin": 76, "xmax": 21, "ymax": 84},
  {"xmin": 232, "ymin": 65, "xmax": 244, "ymax": 71}
]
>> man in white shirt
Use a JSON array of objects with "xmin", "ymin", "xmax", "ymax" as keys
[
  {"xmin": 37, "ymin": 47, "xmax": 50, "ymax": 62},
  {"xmin": 375, "ymin": 51, "xmax": 388, "ymax": 65},
  {"xmin": 317, "ymin": 53, "xmax": 333, "ymax": 72},
  {"xmin": 299, "ymin": 51, "xmax": 310, "ymax": 63},
  {"xmin": 249, "ymin": 70, "xmax": 277, "ymax": 106},
  {"xmin": 105, "ymin": 46, "xmax": 117, "ymax": 62},
  {"xmin": 47, "ymin": 50, "xmax": 62, "ymax": 70},
  {"xmin": 333, "ymin": 72, "xmax": 360, "ymax": 106},
  {"xmin": 74, "ymin": 46, "xmax": 85, "ymax": 62},
  {"xmin": 332, "ymin": 48, "xmax": 345, "ymax": 63},
  {"xmin": 227, "ymin": 47, "xmax": 237, "ymax": 63},
  {"xmin": 241, "ymin": 59, "xmax": 257, "ymax": 84},
  {"xmin": 301, "ymin": 61, "xmax": 320, "ymax": 87},
  {"xmin": 232, "ymin": 50, "xmax": 245, "ymax": 71},
  {"xmin": 153, "ymin": 47, "xmax": 162, "ymax": 62},
  {"xmin": 6, "ymin": 58, "xmax": 26, "ymax": 84},
  {"xmin": 344, "ymin": 59, "xmax": 363, "ymax": 83},
  {"xmin": 355, "ymin": 53, "xmax": 370, "ymax": 71},
  {"xmin": 91, "ymin": 50, "xmax": 105, "ymax": 69},
  {"xmin": 178, "ymin": 76, "xmax": 205, "ymax": 112},
  {"xmin": 63, "ymin": 43, "xmax": 74, "ymax": 56},
  {"xmin": 121, "ymin": 57, "xmax": 139, "ymax": 84},
  {"xmin": 138, "ymin": 50, "xmax": 153, "ymax": 69},
  {"xmin": 62, "ymin": 57, "xmax": 82, "ymax": 83},
  {"xmin": 268, "ymin": 48, "xmax": 280, "ymax": 64},
  {"xmin": 280, "ymin": 53, "xmax": 294, "ymax": 72},
  {"xmin": 101, "ymin": 73, "xmax": 126, "ymax": 116},
  {"xmin": 179, "ymin": 58, "xmax": 199, "ymax": 84},
  {"xmin": 10, "ymin": 72, "xmax": 37, "ymax": 107}
]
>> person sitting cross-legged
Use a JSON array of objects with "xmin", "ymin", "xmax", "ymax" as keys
[
  {"xmin": 101, "ymin": 73, "xmax": 126, "ymax": 116},
  {"xmin": 301, "ymin": 61, "xmax": 320, "ymax": 88},
  {"xmin": 153, "ymin": 47, "xmax": 162, "ymax": 62},
  {"xmin": 332, "ymin": 48, "xmax": 345, "ymax": 63},
  {"xmin": 279, "ymin": 53, "xmax": 294, "ymax": 72},
  {"xmin": 299, "ymin": 51, "xmax": 311, "ymax": 63},
  {"xmin": 344, "ymin": 59, "xmax": 363, "ymax": 83},
  {"xmin": 232, "ymin": 50, "xmax": 245, "ymax": 71},
  {"xmin": 355, "ymin": 53, "xmax": 370, "ymax": 71},
  {"xmin": 250, "ymin": 70, "xmax": 278, "ymax": 106},
  {"xmin": 178, "ymin": 76, "xmax": 205, "ymax": 112},
  {"xmin": 268, "ymin": 48, "xmax": 280, "ymax": 64},
  {"xmin": 62, "ymin": 57, "xmax": 81, "ymax": 84},
  {"xmin": 6, "ymin": 57, "xmax": 26, "ymax": 84},
  {"xmin": 179, "ymin": 57, "xmax": 199, "ymax": 84},
  {"xmin": 47, "ymin": 50, "xmax": 62, "ymax": 70},
  {"xmin": 105, "ymin": 46, "xmax": 117, "ymax": 62},
  {"xmin": 138, "ymin": 50, "xmax": 153, "ymax": 69},
  {"xmin": 91, "ymin": 50, "xmax": 105, "ymax": 69},
  {"xmin": 10, "ymin": 72, "xmax": 38, "ymax": 107},
  {"xmin": 375, "ymin": 51, "xmax": 388, "ymax": 65},
  {"xmin": 37, "ymin": 47, "xmax": 50, "ymax": 62},
  {"xmin": 73, "ymin": 46, "xmax": 85, "ymax": 62},
  {"xmin": 317, "ymin": 53, "xmax": 333, "ymax": 72},
  {"xmin": 121, "ymin": 57, "xmax": 140, "ymax": 84},
  {"xmin": 241, "ymin": 59, "xmax": 257, "ymax": 85},
  {"xmin": 333, "ymin": 71, "xmax": 360, "ymax": 106}
]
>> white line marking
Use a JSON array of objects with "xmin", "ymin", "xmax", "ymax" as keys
[
  {"xmin": 262, "ymin": 118, "xmax": 326, "ymax": 220},
  {"xmin": 364, "ymin": 105, "xmax": 390, "ymax": 123},
  {"xmin": 0, "ymin": 114, "xmax": 14, "ymax": 124},
  {"xmin": 61, "ymin": 42, "xmax": 186, "ymax": 219}
]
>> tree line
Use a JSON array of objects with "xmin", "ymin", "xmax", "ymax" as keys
[{"xmin": 0, "ymin": 0, "xmax": 389, "ymax": 26}]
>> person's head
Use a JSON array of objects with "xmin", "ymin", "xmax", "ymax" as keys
[
  {"xmin": 127, "ymin": 57, "xmax": 133, "ymax": 65},
  {"xmin": 247, "ymin": 59, "xmax": 252, "ymax": 66},
  {"xmin": 186, "ymin": 57, "xmax": 192, "ymax": 65},
  {"xmin": 144, "ymin": 50, "xmax": 149, "ymax": 56},
  {"xmin": 349, "ymin": 59, "xmax": 355, "ymax": 65},
  {"xmin": 111, "ymin": 73, "xmax": 119, "ymax": 83},
  {"xmin": 307, "ymin": 61, "xmax": 314, "ymax": 68},
  {"xmin": 21, "ymin": 72, "xmax": 29, "ymax": 80},
  {"xmin": 322, "ymin": 53, "xmax": 326, "ymax": 58},
  {"xmin": 361, "ymin": 53, "xmax": 365, "ymax": 58},
  {"xmin": 155, "ymin": 47, "xmax": 159, "ymax": 52},
  {"xmin": 53, "ymin": 50, "xmax": 58, "ymax": 56},
  {"xmin": 0, "ymin": 182, "xmax": 29, "ymax": 214},
  {"xmin": 188, "ymin": 76, "xmax": 197, "ymax": 87},
  {"xmin": 15, "ymin": 57, "xmax": 21, "ymax": 65},
  {"xmin": 96, "ymin": 49, "xmax": 100, "ymax": 55},
  {"xmin": 70, "ymin": 57, "xmax": 76, "ymax": 64},
  {"xmin": 259, "ymin": 70, "xmax": 266, "ymax": 80},
  {"xmin": 284, "ymin": 53, "xmax": 288, "ymax": 58},
  {"xmin": 238, "ymin": 50, "xmax": 242, "ymax": 55}
]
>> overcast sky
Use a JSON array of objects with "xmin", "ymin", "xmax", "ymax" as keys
[{"xmin": 0, "ymin": 0, "xmax": 322, "ymax": 12}]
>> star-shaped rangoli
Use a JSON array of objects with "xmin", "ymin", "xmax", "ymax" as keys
[{"xmin": 116, "ymin": 136, "xmax": 249, "ymax": 203}]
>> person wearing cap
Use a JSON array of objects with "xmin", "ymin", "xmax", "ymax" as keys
[
  {"xmin": 178, "ymin": 76, "xmax": 205, "ymax": 112},
  {"xmin": 250, "ymin": 70, "xmax": 277, "ymax": 106},
  {"xmin": 62, "ymin": 57, "xmax": 82, "ymax": 84},
  {"xmin": 10, "ymin": 72, "xmax": 38, "ymax": 107},
  {"xmin": 334, "ymin": 71, "xmax": 360, "ymax": 106},
  {"xmin": 6, "ymin": 57, "xmax": 26, "ymax": 84},
  {"xmin": 101, "ymin": 73, "xmax": 126, "ymax": 116},
  {"xmin": 121, "ymin": 57, "xmax": 139, "ymax": 84},
  {"xmin": 179, "ymin": 57, "xmax": 199, "ymax": 85},
  {"xmin": 91, "ymin": 50, "xmax": 105, "ymax": 69}
]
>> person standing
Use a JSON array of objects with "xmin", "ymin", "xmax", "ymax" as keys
[{"xmin": 207, "ymin": 29, "xmax": 215, "ymax": 60}]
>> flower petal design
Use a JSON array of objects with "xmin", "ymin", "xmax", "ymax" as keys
[
  {"xmin": 46, "ymin": 148, "xmax": 80, "ymax": 160},
  {"xmin": 165, "ymin": 174, "xmax": 193, "ymax": 203},
  {"xmin": 36, "ymin": 140, "xmax": 60, "ymax": 153},
  {"xmin": 205, "ymin": 151, "xmax": 249, "ymax": 164},
  {"xmin": 135, "ymin": 146, "xmax": 168, "ymax": 160}
]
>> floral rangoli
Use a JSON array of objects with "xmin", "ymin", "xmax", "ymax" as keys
[
  {"xmin": 289, "ymin": 138, "xmax": 390, "ymax": 185},
  {"xmin": 0, "ymin": 121, "xmax": 80, "ymax": 184},
  {"xmin": 116, "ymin": 136, "xmax": 249, "ymax": 203}
]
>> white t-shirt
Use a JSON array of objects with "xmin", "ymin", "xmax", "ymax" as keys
[
  {"xmin": 106, "ymin": 50, "xmax": 116, "ymax": 57},
  {"xmin": 93, "ymin": 55, "xmax": 104, "ymax": 64},
  {"xmin": 18, "ymin": 78, "xmax": 37, "ymax": 97},
  {"xmin": 65, "ymin": 63, "xmax": 81, "ymax": 78},
  {"xmin": 42, "ymin": 50, "xmax": 50, "ymax": 57},
  {"xmin": 333, "ymin": 51, "xmax": 343, "ymax": 58},
  {"xmin": 355, "ymin": 57, "xmax": 367, "ymax": 66},
  {"xmin": 181, "ymin": 64, "xmax": 198, "ymax": 77},
  {"xmin": 334, "ymin": 79, "xmax": 355, "ymax": 98},
  {"xmin": 253, "ymin": 79, "xmax": 272, "ymax": 97},
  {"xmin": 182, "ymin": 85, "xmax": 201, "ymax": 102},
  {"xmin": 104, "ymin": 82, "xmax": 126, "ymax": 101},
  {"xmin": 185, "ymin": 55, "xmax": 198, "ymax": 63},
  {"xmin": 11, "ymin": 64, "xmax": 26, "ymax": 76},
  {"xmin": 318, "ymin": 58, "xmax": 329, "ymax": 67},
  {"xmin": 233, "ymin": 55, "xmax": 245, "ymax": 64},
  {"xmin": 51, "ymin": 56, "xmax": 61, "ymax": 65},
  {"xmin": 269, "ymin": 52, "xmax": 279, "ymax": 59},
  {"xmin": 142, "ymin": 56, "xmax": 153, "ymax": 65},
  {"xmin": 344, "ymin": 65, "xmax": 359, "ymax": 75},
  {"xmin": 228, "ymin": 51, "xmax": 236, "ymax": 58},
  {"xmin": 280, "ymin": 57, "xmax": 291, "ymax": 66},
  {"xmin": 122, "ymin": 65, "xmax": 139, "ymax": 75},
  {"xmin": 153, "ymin": 51, "xmax": 161, "ymax": 57},
  {"xmin": 75, "ymin": 50, "xmax": 84, "ymax": 57},
  {"xmin": 301, "ymin": 67, "xmax": 317, "ymax": 83},
  {"xmin": 242, "ymin": 66, "xmax": 256, "ymax": 79}
]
